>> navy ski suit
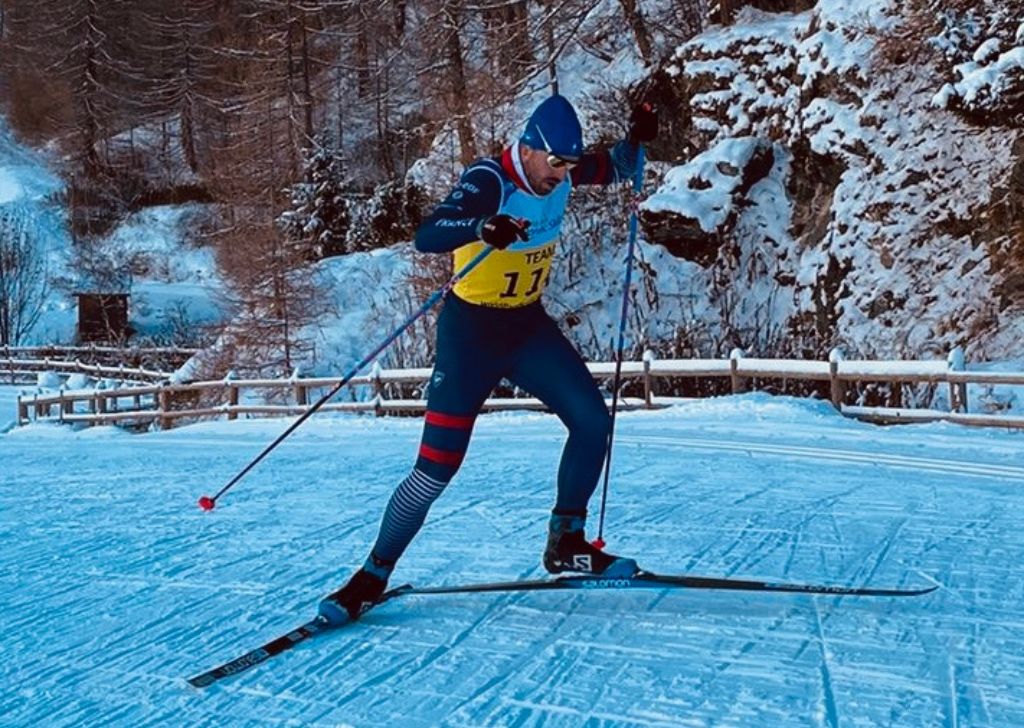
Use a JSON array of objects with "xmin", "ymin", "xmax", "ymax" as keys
[{"xmin": 369, "ymin": 141, "xmax": 640, "ymax": 566}]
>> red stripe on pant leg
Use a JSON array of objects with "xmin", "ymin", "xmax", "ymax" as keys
[
  {"xmin": 425, "ymin": 411, "xmax": 476, "ymax": 429},
  {"xmin": 418, "ymin": 444, "xmax": 465, "ymax": 467}
]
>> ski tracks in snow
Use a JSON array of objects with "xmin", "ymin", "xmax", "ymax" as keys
[
  {"xmin": 613, "ymin": 434, "xmax": 1024, "ymax": 484},
  {"xmin": 5, "ymin": 404, "xmax": 1024, "ymax": 726}
]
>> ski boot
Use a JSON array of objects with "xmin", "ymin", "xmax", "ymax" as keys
[
  {"xmin": 318, "ymin": 554, "xmax": 393, "ymax": 626},
  {"xmin": 543, "ymin": 513, "xmax": 639, "ymax": 578}
]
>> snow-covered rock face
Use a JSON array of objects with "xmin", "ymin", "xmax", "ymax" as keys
[
  {"xmin": 932, "ymin": 9, "xmax": 1024, "ymax": 125},
  {"xmin": 642, "ymin": 137, "xmax": 776, "ymax": 264},
  {"xmin": 647, "ymin": 2, "xmax": 1023, "ymax": 359}
]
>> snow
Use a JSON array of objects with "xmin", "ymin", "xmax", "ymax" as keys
[
  {"xmin": 0, "ymin": 385, "xmax": 25, "ymax": 431},
  {"xmin": 2, "ymin": 395, "xmax": 1024, "ymax": 725},
  {"xmin": 936, "ymin": 46, "xmax": 1024, "ymax": 107},
  {"xmin": 302, "ymin": 246, "xmax": 416, "ymax": 376},
  {"xmin": 643, "ymin": 137, "xmax": 765, "ymax": 232},
  {"xmin": 0, "ymin": 119, "xmax": 63, "ymax": 205},
  {"xmin": 659, "ymin": 5, "xmax": 1024, "ymax": 362}
]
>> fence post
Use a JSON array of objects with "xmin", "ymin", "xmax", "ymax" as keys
[
  {"xmin": 225, "ymin": 371, "xmax": 239, "ymax": 421},
  {"xmin": 292, "ymin": 367, "xmax": 308, "ymax": 409},
  {"xmin": 642, "ymin": 349, "xmax": 654, "ymax": 408},
  {"xmin": 159, "ymin": 386, "xmax": 173, "ymax": 430},
  {"xmin": 371, "ymin": 361, "xmax": 383, "ymax": 417},
  {"xmin": 17, "ymin": 393, "xmax": 28, "ymax": 426},
  {"xmin": 729, "ymin": 348, "xmax": 746, "ymax": 394},
  {"xmin": 94, "ymin": 382, "xmax": 107, "ymax": 427},
  {"xmin": 947, "ymin": 346, "xmax": 967, "ymax": 413},
  {"xmin": 829, "ymin": 347, "xmax": 846, "ymax": 409}
]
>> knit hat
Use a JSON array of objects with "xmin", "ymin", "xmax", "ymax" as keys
[{"xmin": 520, "ymin": 94, "xmax": 583, "ymax": 160}]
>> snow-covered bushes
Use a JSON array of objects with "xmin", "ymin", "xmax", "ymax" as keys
[{"xmin": 927, "ymin": 2, "xmax": 1024, "ymax": 125}]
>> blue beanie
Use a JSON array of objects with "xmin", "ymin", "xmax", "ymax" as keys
[{"xmin": 520, "ymin": 94, "xmax": 583, "ymax": 160}]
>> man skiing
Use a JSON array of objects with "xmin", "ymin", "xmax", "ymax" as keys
[{"xmin": 319, "ymin": 94, "xmax": 658, "ymax": 625}]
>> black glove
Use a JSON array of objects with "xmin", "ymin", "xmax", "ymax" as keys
[
  {"xmin": 628, "ymin": 102, "xmax": 658, "ymax": 144},
  {"xmin": 478, "ymin": 215, "xmax": 530, "ymax": 250}
]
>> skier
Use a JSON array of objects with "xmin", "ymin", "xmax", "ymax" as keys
[{"xmin": 319, "ymin": 94, "xmax": 658, "ymax": 625}]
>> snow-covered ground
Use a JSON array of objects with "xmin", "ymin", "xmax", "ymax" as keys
[
  {"xmin": 2, "ymin": 395, "xmax": 1023, "ymax": 726},
  {"xmin": 0, "ymin": 386, "xmax": 25, "ymax": 432}
]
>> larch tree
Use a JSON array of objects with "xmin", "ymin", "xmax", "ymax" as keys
[{"xmin": 0, "ymin": 204, "xmax": 49, "ymax": 346}]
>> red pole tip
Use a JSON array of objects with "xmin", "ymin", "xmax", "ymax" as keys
[
  {"xmin": 198, "ymin": 496, "xmax": 216, "ymax": 511},
  {"xmin": 591, "ymin": 538, "xmax": 606, "ymax": 550}
]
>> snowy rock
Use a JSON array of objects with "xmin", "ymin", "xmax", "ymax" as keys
[
  {"xmin": 36, "ymin": 371, "xmax": 62, "ymax": 389},
  {"xmin": 64, "ymin": 374, "xmax": 93, "ymax": 390},
  {"xmin": 929, "ymin": 6, "xmax": 1024, "ymax": 126},
  {"xmin": 642, "ymin": 137, "xmax": 775, "ymax": 264}
]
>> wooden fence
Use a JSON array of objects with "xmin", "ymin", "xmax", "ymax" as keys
[
  {"xmin": 1, "ymin": 345, "xmax": 196, "ymax": 385},
  {"xmin": 2, "ymin": 357, "xmax": 174, "ymax": 384},
  {"xmin": 12, "ymin": 347, "xmax": 1024, "ymax": 430},
  {"xmin": 1, "ymin": 345, "xmax": 197, "ymax": 357}
]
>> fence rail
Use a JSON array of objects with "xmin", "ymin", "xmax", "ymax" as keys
[
  {"xmin": 1, "ymin": 345, "xmax": 196, "ymax": 385},
  {"xmin": 1, "ymin": 345, "xmax": 198, "ymax": 357},
  {"xmin": 2, "ymin": 357, "xmax": 174, "ymax": 383},
  {"xmin": 12, "ymin": 347, "xmax": 1024, "ymax": 431}
]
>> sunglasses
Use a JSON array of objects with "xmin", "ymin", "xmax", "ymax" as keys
[{"xmin": 546, "ymin": 153, "xmax": 578, "ymax": 170}]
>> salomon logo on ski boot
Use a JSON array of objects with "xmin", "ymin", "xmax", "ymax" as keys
[
  {"xmin": 543, "ymin": 514, "xmax": 639, "ymax": 577},
  {"xmin": 572, "ymin": 555, "xmax": 593, "ymax": 571}
]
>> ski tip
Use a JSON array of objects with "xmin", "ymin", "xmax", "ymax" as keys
[{"xmin": 186, "ymin": 674, "xmax": 216, "ymax": 689}]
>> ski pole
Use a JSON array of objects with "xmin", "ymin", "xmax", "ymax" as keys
[
  {"xmin": 197, "ymin": 245, "xmax": 495, "ymax": 511},
  {"xmin": 593, "ymin": 143, "xmax": 646, "ymax": 548}
]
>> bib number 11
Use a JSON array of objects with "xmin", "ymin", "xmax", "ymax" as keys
[{"xmin": 500, "ymin": 268, "xmax": 545, "ymax": 299}]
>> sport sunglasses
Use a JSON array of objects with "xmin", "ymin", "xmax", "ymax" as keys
[{"xmin": 546, "ymin": 153, "xmax": 579, "ymax": 170}]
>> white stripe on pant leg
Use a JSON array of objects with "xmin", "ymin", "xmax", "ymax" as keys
[{"xmin": 373, "ymin": 469, "xmax": 450, "ymax": 562}]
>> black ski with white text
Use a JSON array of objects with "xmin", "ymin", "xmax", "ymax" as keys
[{"xmin": 186, "ymin": 570, "xmax": 937, "ymax": 688}]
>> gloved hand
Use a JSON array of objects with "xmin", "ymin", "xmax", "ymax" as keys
[
  {"xmin": 628, "ymin": 102, "xmax": 658, "ymax": 144},
  {"xmin": 478, "ymin": 215, "xmax": 530, "ymax": 249}
]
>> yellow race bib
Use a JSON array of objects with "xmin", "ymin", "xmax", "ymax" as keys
[{"xmin": 453, "ymin": 240, "xmax": 557, "ymax": 307}]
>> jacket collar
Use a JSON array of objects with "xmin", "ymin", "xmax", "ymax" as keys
[{"xmin": 501, "ymin": 145, "xmax": 540, "ymax": 197}]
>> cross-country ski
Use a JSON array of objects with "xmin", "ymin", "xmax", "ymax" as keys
[{"xmin": 189, "ymin": 571, "xmax": 937, "ymax": 688}]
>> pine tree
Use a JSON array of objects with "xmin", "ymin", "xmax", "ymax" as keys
[{"xmin": 280, "ymin": 139, "xmax": 351, "ymax": 260}]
